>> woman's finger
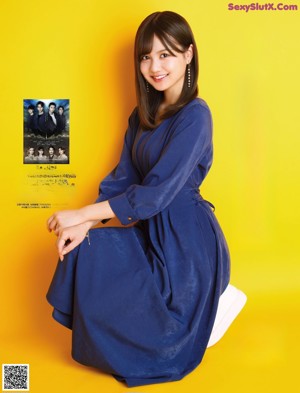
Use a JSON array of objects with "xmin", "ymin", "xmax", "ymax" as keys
[
  {"xmin": 55, "ymin": 224, "xmax": 88, "ymax": 261},
  {"xmin": 57, "ymin": 233, "xmax": 70, "ymax": 256},
  {"xmin": 48, "ymin": 215, "xmax": 59, "ymax": 232},
  {"xmin": 47, "ymin": 215, "xmax": 54, "ymax": 231},
  {"xmin": 57, "ymin": 235, "xmax": 83, "ymax": 261},
  {"xmin": 61, "ymin": 237, "xmax": 82, "ymax": 256}
]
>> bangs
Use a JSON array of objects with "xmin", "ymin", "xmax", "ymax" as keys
[{"xmin": 136, "ymin": 25, "xmax": 185, "ymax": 61}]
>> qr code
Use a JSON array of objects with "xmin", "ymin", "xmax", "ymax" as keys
[{"xmin": 2, "ymin": 364, "xmax": 29, "ymax": 391}]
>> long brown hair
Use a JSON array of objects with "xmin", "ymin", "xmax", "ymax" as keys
[{"xmin": 134, "ymin": 11, "xmax": 199, "ymax": 130}]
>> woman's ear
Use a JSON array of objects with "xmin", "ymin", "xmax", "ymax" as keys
[{"xmin": 186, "ymin": 43, "xmax": 194, "ymax": 64}]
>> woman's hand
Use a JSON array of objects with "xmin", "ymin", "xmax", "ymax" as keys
[
  {"xmin": 47, "ymin": 201, "xmax": 115, "ymax": 260},
  {"xmin": 56, "ymin": 222, "xmax": 90, "ymax": 261},
  {"xmin": 47, "ymin": 201, "xmax": 115, "ymax": 236},
  {"xmin": 47, "ymin": 209, "xmax": 86, "ymax": 235}
]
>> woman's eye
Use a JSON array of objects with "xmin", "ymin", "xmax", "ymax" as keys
[
  {"xmin": 141, "ymin": 55, "xmax": 149, "ymax": 61},
  {"xmin": 161, "ymin": 53, "xmax": 169, "ymax": 58}
]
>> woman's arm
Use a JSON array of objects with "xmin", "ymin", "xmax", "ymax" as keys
[
  {"xmin": 48, "ymin": 108, "xmax": 140, "ymax": 259},
  {"xmin": 47, "ymin": 200, "xmax": 116, "ymax": 261},
  {"xmin": 47, "ymin": 200, "xmax": 116, "ymax": 234},
  {"xmin": 95, "ymin": 107, "xmax": 141, "ymax": 225}
]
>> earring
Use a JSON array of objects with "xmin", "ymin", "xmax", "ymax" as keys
[
  {"xmin": 187, "ymin": 63, "xmax": 191, "ymax": 88},
  {"xmin": 146, "ymin": 81, "xmax": 149, "ymax": 93}
]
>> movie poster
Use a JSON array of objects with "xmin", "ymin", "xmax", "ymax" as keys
[
  {"xmin": 0, "ymin": 1, "xmax": 299, "ymax": 392},
  {"xmin": 23, "ymin": 99, "xmax": 70, "ymax": 164}
]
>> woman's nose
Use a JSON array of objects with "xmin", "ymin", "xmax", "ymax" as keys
[{"xmin": 149, "ymin": 58, "xmax": 161, "ymax": 73}]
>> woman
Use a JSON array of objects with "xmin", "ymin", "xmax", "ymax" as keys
[
  {"xmin": 56, "ymin": 146, "xmax": 68, "ymax": 161},
  {"xmin": 36, "ymin": 146, "xmax": 47, "ymax": 162},
  {"xmin": 46, "ymin": 11, "xmax": 246, "ymax": 387},
  {"xmin": 24, "ymin": 146, "xmax": 35, "ymax": 162}
]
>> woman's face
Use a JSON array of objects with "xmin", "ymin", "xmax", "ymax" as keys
[{"xmin": 140, "ymin": 34, "xmax": 193, "ymax": 103}]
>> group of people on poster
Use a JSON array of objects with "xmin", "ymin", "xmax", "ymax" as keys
[
  {"xmin": 25, "ymin": 145, "xmax": 68, "ymax": 163},
  {"xmin": 27, "ymin": 101, "xmax": 67, "ymax": 138}
]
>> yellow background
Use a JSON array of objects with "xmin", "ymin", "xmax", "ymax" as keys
[{"xmin": 0, "ymin": 0, "xmax": 299, "ymax": 392}]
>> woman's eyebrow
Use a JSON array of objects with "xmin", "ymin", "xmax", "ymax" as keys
[{"xmin": 157, "ymin": 48, "xmax": 169, "ymax": 52}]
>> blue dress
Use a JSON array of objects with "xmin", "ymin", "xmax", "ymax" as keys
[{"xmin": 46, "ymin": 97, "xmax": 230, "ymax": 387}]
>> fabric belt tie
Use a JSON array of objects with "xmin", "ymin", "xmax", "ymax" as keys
[{"xmin": 192, "ymin": 188, "xmax": 215, "ymax": 212}]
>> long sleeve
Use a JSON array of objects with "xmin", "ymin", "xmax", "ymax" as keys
[
  {"xmin": 95, "ymin": 107, "xmax": 142, "ymax": 224},
  {"xmin": 108, "ymin": 102, "xmax": 213, "ymax": 226}
]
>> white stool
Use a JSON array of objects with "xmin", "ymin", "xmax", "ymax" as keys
[{"xmin": 207, "ymin": 284, "xmax": 247, "ymax": 348}]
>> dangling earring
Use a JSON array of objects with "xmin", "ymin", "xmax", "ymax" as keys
[
  {"xmin": 187, "ymin": 63, "xmax": 191, "ymax": 88},
  {"xmin": 146, "ymin": 81, "xmax": 149, "ymax": 93}
]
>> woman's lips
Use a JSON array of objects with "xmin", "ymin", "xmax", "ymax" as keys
[{"xmin": 152, "ymin": 74, "xmax": 168, "ymax": 82}]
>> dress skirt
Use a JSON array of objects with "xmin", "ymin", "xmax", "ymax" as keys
[{"xmin": 46, "ymin": 191, "xmax": 230, "ymax": 387}]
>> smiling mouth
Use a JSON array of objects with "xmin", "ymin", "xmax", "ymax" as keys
[{"xmin": 152, "ymin": 74, "xmax": 168, "ymax": 82}]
